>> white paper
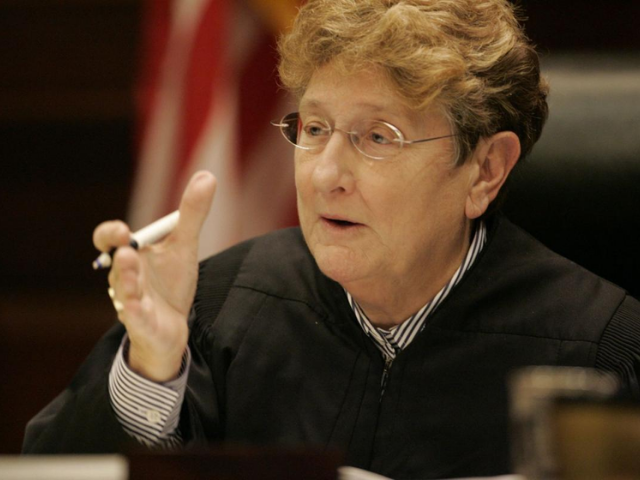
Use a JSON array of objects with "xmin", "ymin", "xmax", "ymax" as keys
[{"xmin": 338, "ymin": 467, "xmax": 525, "ymax": 480}]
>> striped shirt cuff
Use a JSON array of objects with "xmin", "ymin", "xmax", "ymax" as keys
[{"xmin": 108, "ymin": 336, "xmax": 190, "ymax": 447}]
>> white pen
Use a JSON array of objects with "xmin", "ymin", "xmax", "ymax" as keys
[{"xmin": 92, "ymin": 210, "xmax": 180, "ymax": 270}]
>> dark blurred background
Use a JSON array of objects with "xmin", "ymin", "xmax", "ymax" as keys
[{"xmin": 1, "ymin": 0, "xmax": 639, "ymax": 454}]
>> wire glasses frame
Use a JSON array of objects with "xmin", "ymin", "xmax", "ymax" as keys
[{"xmin": 271, "ymin": 112, "xmax": 457, "ymax": 160}]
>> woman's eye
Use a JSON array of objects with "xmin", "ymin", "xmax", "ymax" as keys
[
  {"xmin": 303, "ymin": 123, "xmax": 330, "ymax": 137},
  {"xmin": 367, "ymin": 129, "xmax": 393, "ymax": 145}
]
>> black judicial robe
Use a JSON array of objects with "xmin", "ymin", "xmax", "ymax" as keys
[{"xmin": 24, "ymin": 216, "xmax": 640, "ymax": 479}]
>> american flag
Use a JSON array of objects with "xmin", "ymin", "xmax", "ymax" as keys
[{"xmin": 129, "ymin": 0, "xmax": 300, "ymax": 259}]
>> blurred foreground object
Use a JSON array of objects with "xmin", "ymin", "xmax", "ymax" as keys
[
  {"xmin": 509, "ymin": 366, "xmax": 637, "ymax": 480},
  {"xmin": 551, "ymin": 396, "xmax": 640, "ymax": 480}
]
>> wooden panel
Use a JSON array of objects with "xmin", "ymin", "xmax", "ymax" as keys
[
  {"xmin": 0, "ymin": 2, "xmax": 140, "ymax": 452},
  {"xmin": 523, "ymin": 0, "xmax": 640, "ymax": 52},
  {"xmin": 0, "ymin": 290, "xmax": 118, "ymax": 453},
  {"xmin": 0, "ymin": 0, "xmax": 140, "ymax": 121}
]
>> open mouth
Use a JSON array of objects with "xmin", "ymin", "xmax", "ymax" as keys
[
  {"xmin": 331, "ymin": 219, "xmax": 355, "ymax": 226},
  {"xmin": 323, "ymin": 217, "xmax": 360, "ymax": 228}
]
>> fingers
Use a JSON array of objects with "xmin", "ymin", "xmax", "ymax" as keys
[
  {"xmin": 116, "ymin": 249, "xmax": 142, "ymax": 299},
  {"xmin": 94, "ymin": 171, "xmax": 216, "ymax": 257},
  {"xmin": 107, "ymin": 287, "xmax": 124, "ymax": 313},
  {"xmin": 174, "ymin": 171, "xmax": 217, "ymax": 243},
  {"xmin": 108, "ymin": 246, "xmax": 143, "ymax": 323},
  {"xmin": 93, "ymin": 220, "xmax": 131, "ymax": 253}
]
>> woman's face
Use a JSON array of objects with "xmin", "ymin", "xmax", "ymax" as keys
[{"xmin": 295, "ymin": 63, "xmax": 476, "ymax": 291}]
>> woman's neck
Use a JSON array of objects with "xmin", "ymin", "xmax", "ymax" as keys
[{"xmin": 346, "ymin": 223, "xmax": 473, "ymax": 330}]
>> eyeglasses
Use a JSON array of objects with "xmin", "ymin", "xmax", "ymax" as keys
[{"xmin": 271, "ymin": 112, "xmax": 456, "ymax": 160}]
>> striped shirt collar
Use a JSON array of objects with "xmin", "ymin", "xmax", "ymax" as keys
[{"xmin": 346, "ymin": 221, "xmax": 487, "ymax": 361}]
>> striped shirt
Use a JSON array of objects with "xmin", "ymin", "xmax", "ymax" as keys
[
  {"xmin": 109, "ymin": 222, "xmax": 487, "ymax": 446},
  {"xmin": 108, "ymin": 338, "xmax": 188, "ymax": 448}
]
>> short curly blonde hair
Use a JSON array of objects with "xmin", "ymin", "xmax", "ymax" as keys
[{"xmin": 277, "ymin": 0, "xmax": 549, "ymax": 165}]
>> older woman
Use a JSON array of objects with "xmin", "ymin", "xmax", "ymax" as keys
[{"xmin": 25, "ymin": 0, "xmax": 640, "ymax": 478}]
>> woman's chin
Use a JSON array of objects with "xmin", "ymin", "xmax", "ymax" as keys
[{"xmin": 312, "ymin": 245, "xmax": 369, "ymax": 287}]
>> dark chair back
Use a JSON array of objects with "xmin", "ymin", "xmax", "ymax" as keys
[{"xmin": 503, "ymin": 54, "xmax": 640, "ymax": 297}]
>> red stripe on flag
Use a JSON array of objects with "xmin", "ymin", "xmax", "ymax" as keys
[
  {"xmin": 166, "ymin": 0, "xmax": 231, "ymax": 211},
  {"xmin": 131, "ymin": 0, "xmax": 300, "ymax": 252},
  {"xmin": 237, "ymin": 30, "xmax": 282, "ymax": 176},
  {"xmin": 135, "ymin": 0, "xmax": 172, "ymax": 156}
]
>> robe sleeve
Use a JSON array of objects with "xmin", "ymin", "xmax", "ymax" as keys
[{"xmin": 595, "ymin": 295, "xmax": 640, "ymax": 398}]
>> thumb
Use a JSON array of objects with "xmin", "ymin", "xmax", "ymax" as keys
[{"xmin": 175, "ymin": 171, "xmax": 217, "ymax": 243}]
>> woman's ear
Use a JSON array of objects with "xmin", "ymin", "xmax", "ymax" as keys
[{"xmin": 465, "ymin": 131, "xmax": 521, "ymax": 219}]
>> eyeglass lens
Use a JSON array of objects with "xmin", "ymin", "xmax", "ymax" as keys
[
  {"xmin": 280, "ymin": 112, "xmax": 302, "ymax": 146},
  {"xmin": 279, "ymin": 112, "xmax": 401, "ymax": 159}
]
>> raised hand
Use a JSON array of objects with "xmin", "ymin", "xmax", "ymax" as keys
[{"xmin": 93, "ymin": 171, "xmax": 217, "ymax": 382}]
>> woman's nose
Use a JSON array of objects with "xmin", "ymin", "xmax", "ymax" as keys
[{"xmin": 310, "ymin": 130, "xmax": 356, "ymax": 194}]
